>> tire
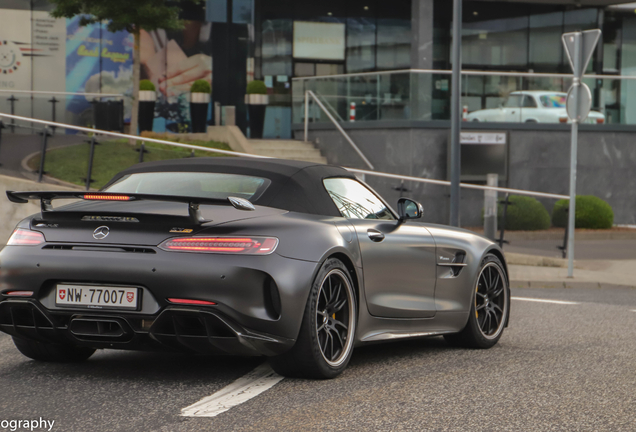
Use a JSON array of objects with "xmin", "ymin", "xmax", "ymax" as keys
[
  {"xmin": 12, "ymin": 336, "xmax": 95, "ymax": 362},
  {"xmin": 269, "ymin": 258, "xmax": 357, "ymax": 379},
  {"xmin": 444, "ymin": 254, "xmax": 510, "ymax": 349}
]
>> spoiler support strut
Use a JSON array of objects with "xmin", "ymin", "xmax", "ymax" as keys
[{"xmin": 6, "ymin": 191, "xmax": 254, "ymax": 225}]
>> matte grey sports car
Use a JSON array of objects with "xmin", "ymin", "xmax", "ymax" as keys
[{"xmin": 0, "ymin": 158, "xmax": 510, "ymax": 379}]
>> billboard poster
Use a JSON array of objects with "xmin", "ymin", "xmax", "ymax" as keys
[
  {"xmin": 65, "ymin": 16, "xmax": 133, "ymax": 127},
  {"xmin": 140, "ymin": 14, "xmax": 212, "ymax": 132}
]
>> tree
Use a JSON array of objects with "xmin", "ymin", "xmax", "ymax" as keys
[{"xmin": 49, "ymin": 0, "xmax": 198, "ymax": 140}]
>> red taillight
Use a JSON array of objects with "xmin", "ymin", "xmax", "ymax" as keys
[
  {"xmin": 83, "ymin": 194, "xmax": 131, "ymax": 201},
  {"xmin": 159, "ymin": 236, "xmax": 279, "ymax": 255},
  {"xmin": 4, "ymin": 291, "xmax": 34, "ymax": 297},
  {"xmin": 596, "ymin": 118, "xmax": 605, "ymax": 124},
  {"xmin": 7, "ymin": 229, "xmax": 45, "ymax": 246},
  {"xmin": 167, "ymin": 298, "xmax": 217, "ymax": 306}
]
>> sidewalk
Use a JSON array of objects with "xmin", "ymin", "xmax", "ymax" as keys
[{"xmin": 502, "ymin": 235, "xmax": 636, "ymax": 289}]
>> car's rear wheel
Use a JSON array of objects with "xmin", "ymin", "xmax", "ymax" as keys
[
  {"xmin": 269, "ymin": 258, "xmax": 357, "ymax": 379},
  {"xmin": 444, "ymin": 254, "xmax": 509, "ymax": 349},
  {"xmin": 12, "ymin": 336, "xmax": 96, "ymax": 362}
]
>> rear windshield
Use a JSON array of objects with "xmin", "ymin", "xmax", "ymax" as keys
[
  {"xmin": 540, "ymin": 94, "xmax": 566, "ymax": 108},
  {"xmin": 104, "ymin": 172, "xmax": 270, "ymax": 201}
]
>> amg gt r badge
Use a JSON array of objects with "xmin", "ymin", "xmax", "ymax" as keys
[
  {"xmin": 93, "ymin": 226, "xmax": 110, "ymax": 240},
  {"xmin": 82, "ymin": 216, "xmax": 139, "ymax": 222},
  {"xmin": 170, "ymin": 228, "xmax": 193, "ymax": 233}
]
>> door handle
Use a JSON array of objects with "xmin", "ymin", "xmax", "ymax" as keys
[{"xmin": 367, "ymin": 229, "xmax": 385, "ymax": 242}]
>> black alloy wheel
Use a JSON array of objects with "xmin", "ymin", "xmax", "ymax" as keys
[
  {"xmin": 474, "ymin": 262, "xmax": 507, "ymax": 339},
  {"xmin": 444, "ymin": 254, "xmax": 509, "ymax": 349},
  {"xmin": 270, "ymin": 258, "xmax": 357, "ymax": 379},
  {"xmin": 316, "ymin": 268, "xmax": 355, "ymax": 367}
]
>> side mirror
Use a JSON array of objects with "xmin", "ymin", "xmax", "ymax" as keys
[{"xmin": 397, "ymin": 198, "xmax": 423, "ymax": 221}]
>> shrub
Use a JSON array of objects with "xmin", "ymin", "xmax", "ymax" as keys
[
  {"xmin": 190, "ymin": 79, "xmax": 211, "ymax": 94},
  {"xmin": 497, "ymin": 195, "xmax": 551, "ymax": 231},
  {"xmin": 246, "ymin": 79, "xmax": 267, "ymax": 95},
  {"xmin": 139, "ymin": 79, "xmax": 155, "ymax": 91},
  {"xmin": 552, "ymin": 195, "xmax": 614, "ymax": 229}
]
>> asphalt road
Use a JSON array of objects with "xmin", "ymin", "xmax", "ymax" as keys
[
  {"xmin": 0, "ymin": 133, "xmax": 85, "ymax": 180},
  {"xmin": 1, "ymin": 287, "xmax": 635, "ymax": 432}
]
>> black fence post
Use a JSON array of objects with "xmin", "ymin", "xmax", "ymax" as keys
[
  {"xmin": 8, "ymin": 95, "xmax": 17, "ymax": 133},
  {"xmin": 49, "ymin": 97, "xmax": 58, "ymax": 135},
  {"xmin": 139, "ymin": 141, "xmax": 145, "ymax": 163},
  {"xmin": 0, "ymin": 120, "xmax": 4, "ymax": 166},
  {"xmin": 85, "ymin": 135, "xmax": 97, "ymax": 191},
  {"xmin": 37, "ymin": 126, "xmax": 50, "ymax": 183},
  {"xmin": 497, "ymin": 194, "xmax": 512, "ymax": 248},
  {"xmin": 557, "ymin": 208, "xmax": 569, "ymax": 259}
]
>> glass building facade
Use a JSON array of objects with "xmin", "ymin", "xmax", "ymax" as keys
[{"xmin": 2, "ymin": 0, "xmax": 636, "ymax": 136}]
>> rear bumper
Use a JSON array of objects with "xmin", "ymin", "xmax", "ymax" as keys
[
  {"xmin": 0, "ymin": 300, "xmax": 294, "ymax": 356},
  {"xmin": 0, "ymin": 244, "xmax": 320, "ymax": 354}
]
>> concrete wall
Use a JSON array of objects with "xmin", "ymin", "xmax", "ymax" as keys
[
  {"xmin": 0, "ymin": 175, "xmax": 80, "ymax": 244},
  {"xmin": 295, "ymin": 124, "xmax": 636, "ymax": 227}
]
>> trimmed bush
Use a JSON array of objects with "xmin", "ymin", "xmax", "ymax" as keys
[
  {"xmin": 497, "ymin": 195, "xmax": 551, "ymax": 231},
  {"xmin": 190, "ymin": 79, "xmax": 211, "ymax": 94},
  {"xmin": 139, "ymin": 79, "xmax": 155, "ymax": 91},
  {"xmin": 246, "ymin": 79, "xmax": 267, "ymax": 95},
  {"xmin": 552, "ymin": 195, "xmax": 614, "ymax": 229}
]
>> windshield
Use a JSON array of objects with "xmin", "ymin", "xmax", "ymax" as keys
[
  {"xmin": 504, "ymin": 95, "xmax": 523, "ymax": 108},
  {"xmin": 104, "ymin": 172, "xmax": 270, "ymax": 201},
  {"xmin": 539, "ymin": 94, "xmax": 567, "ymax": 108}
]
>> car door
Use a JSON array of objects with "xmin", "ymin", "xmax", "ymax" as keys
[
  {"xmin": 323, "ymin": 178, "xmax": 437, "ymax": 318},
  {"xmin": 520, "ymin": 94, "xmax": 538, "ymax": 122},
  {"xmin": 503, "ymin": 94, "xmax": 523, "ymax": 122}
]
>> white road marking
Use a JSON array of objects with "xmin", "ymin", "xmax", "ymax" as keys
[
  {"xmin": 181, "ymin": 363, "xmax": 284, "ymax": 418},
  {"xmin": 512, "ymin": 297, "xmax": 579, "ymax": 305}
]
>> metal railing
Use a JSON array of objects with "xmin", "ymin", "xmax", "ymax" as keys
[
  {"xmin": 292, "ymin": 68, "xmax": 636, "ymax": 126},
  {"xmin": 2, "ymin": 90, "xmax": 125, "ymax": 135},
  {"xmin": 303, "ymin": 90, "xmax": 374, "ymax": 170},
  {"xmin": 0, "ymin": 112, "xmax": 568, "ymax": 200},
  {"xmin": 0, "ymin": 90, "xmax": 124, "ymax": 98}
]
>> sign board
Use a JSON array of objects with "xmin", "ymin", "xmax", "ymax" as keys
[
  {"xmin": 450, "ymin": 131, "xmax": 509, "ymax": 182},
  {"xmin": 562, "ymin": 30, "xmax": 601, "ymax": 78},
  {"xmin": 293, "ymin": 21, "xmax": 345, "ymax": 61},
  {"xmin": 460, "ymin": 132, "xmax": 506, "ymax": 145},
  {"xmin": 566, "ymin": 82, "xmax": 592, "ymax": 122}
]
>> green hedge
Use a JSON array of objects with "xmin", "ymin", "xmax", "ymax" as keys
[
  {"xmin": 246, "ymin": 79, "xmax": 267, "ymax": 95},
  {"xmin": 552, "ymin": 195, "xmax": 614, "ymax": 229},
  {"xmin": 190, "ymin": 79, "xmax": 211, "ymax": 94},
  {"xmin": 139, "ymin": 79, "xmax": 155, "ymax": 91},
  {"xmin": 497, "ymin": 195, "xmax": 551, "ymax": 231}
]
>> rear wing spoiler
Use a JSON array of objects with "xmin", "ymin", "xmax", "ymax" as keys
[{"xmin": 6, "ymin": 191, "xmax": 255, "ymax": 224}]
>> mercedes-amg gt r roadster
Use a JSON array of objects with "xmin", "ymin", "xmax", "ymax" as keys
[{"xmin": 0, "ymin": 158, "xmax": 510, "ymax": 379}]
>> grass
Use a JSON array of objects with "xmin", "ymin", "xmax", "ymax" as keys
[{"xmin": 28, "ymin": 138, "xmax": 233, "ymax": 189}]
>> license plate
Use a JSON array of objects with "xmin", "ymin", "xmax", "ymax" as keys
[{"xmin": 55, "ymin": 284, "xmax": 139, "ymax": 310}]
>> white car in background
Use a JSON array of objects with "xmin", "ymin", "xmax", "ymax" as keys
[{"xmin": 466, "ymin": 91, "xmax": 606, "ymax": 124}]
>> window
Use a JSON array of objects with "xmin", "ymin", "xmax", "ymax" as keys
[
  {"xmin": 323, "ymin": 178, "xmax": 395, "ymax": 220},
  {"xmin": 539, "ymin": 94, "xmax": 566, "ymax": 108},
  {"xmin": 522, "ymin": 96, "xmax": 537, "ymax": 108},
  {"xmin": 104, "ymin": 172, "xmax": 270, "ymax": 201},
  {"xmin": 504, "ymin": 95, "xmax": 523, "ymax": 108}
]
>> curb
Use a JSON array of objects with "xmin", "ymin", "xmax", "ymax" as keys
[
  {"xmin": 21, "ymin": 151, "xmax": 87, "ymax": 190},
  {"xmin": 504, "ymin": 252, "xmax": 568, "ymax": 268},
  {"xmin": 511, "ymin": 280, "xmax": 636, "ymax": 289},
  {"xmin": 470, "ymin": 228, "xmax": 636, "ymax": 241}
]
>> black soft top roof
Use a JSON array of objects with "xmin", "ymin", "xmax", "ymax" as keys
[{"xmin": 103, "ymin": 157, "xmax": 356, "ymax": 217}]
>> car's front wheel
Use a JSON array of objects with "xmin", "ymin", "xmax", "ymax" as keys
[
  {"xmin": 12, "ymin": 336, "xmax": 96, "ymax": 362},
  {"xmin": 444, "ymin": 254, "xmax": 510, "ymax": 349},
  {"xmin": 270, "ymin": 258, "xmax": 357, "ymax": 379}
]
